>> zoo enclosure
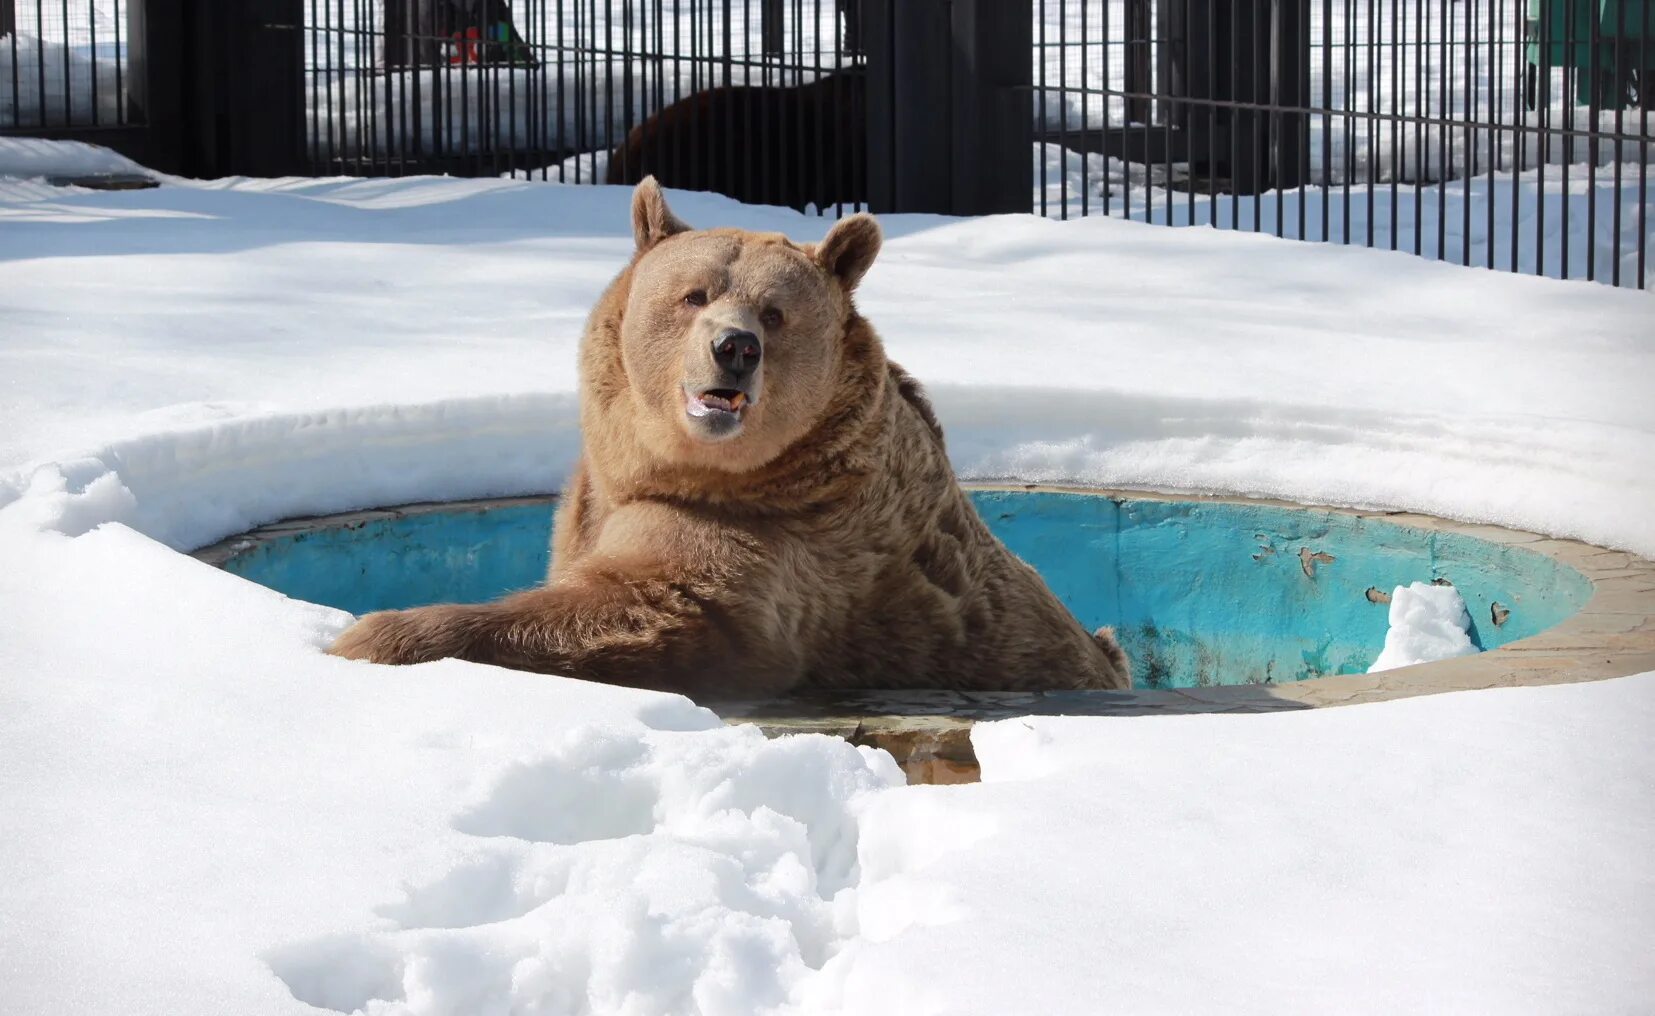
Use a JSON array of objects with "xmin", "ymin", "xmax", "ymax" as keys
[{"xmin": 2, "ymin": 0, "xmax": 1650, "ymax": 287}]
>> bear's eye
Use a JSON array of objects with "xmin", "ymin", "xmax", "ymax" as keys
[
  {"xmin": 760, "ymin": 307, "xmax": 784, "ymax": 329},
  {"xmin": 683, "ymin": 290, "xmax": 708, "ymax": 308}
]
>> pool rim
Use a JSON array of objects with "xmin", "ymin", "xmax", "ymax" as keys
[{"xmin": 193, "ymin": 484, "xmax": 1655, "ymax": 782}]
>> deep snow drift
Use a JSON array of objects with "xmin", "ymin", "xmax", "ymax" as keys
[{"xmin": 2, "ymin": 169, "xmax": 1652, "ymax": 1014}]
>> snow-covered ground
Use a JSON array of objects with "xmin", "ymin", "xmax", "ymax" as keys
[
  {"xmin": 1037, "ymin": 143, "xmax": 1655, "ymax": 287},
  {"xmin": 2, "ymin": 165, "xmax": 1653, "ymax": 1013},
  {"xmin": 0, "ymin": 134, "xmax": 147, "ymax": 178}
]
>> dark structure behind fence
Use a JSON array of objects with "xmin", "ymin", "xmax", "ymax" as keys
[{"xmin": 2, "ymin": 0, "xmax": 1650, "ymax": 287}]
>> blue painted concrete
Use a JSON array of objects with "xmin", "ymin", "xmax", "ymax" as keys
[{"xmin": 221, "ymin": 492, "xmax": 1593, "ymax": 689}]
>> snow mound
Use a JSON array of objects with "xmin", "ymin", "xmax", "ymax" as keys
[
  {"xmin": 266, "ymin": 725, "xmax": 901, "ymax": 1015},
  {"xmin": 1368, "ymin": 581, "xmax": 1479, "ymax": 673},
  {"xmin": 0, "ymin": 136, "xmax": 150, "ymax": 180}
]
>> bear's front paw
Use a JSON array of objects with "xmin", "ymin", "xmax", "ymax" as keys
[{"xmin": 327, "ymin": 605, "xmax": 481, "ymax": 665}]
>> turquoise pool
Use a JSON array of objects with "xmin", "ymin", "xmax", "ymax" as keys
[{"xmin": 216, "ymin": 490, "xmax": 1593, "ymax": 689}]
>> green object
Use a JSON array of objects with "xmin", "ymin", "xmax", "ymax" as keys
[{"xmin": 1525, "ymin": 0, "xmax": 1653, "ymax": 106}]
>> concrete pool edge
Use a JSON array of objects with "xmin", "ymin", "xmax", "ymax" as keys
[{"xmin": 192, "ymin": 485, "xmax": 1655, "ymax": 784}]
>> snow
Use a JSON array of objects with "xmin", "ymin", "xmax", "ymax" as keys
[
  {"xmin": 1037, "ymin": 143, "xmax": 1655, "ymax": 287},
  {"xmin": 2, "ymin": 167, "xmax": 1653, "ymax": 1013},
  {"xmin": 1368, "ymin": 581, "xmax": 1479, "ymax": 673},
  {"xmin": 0, "ymin": 135, "xmax": 147, "ymax": 179},
  {"xmin": 821, "ymin": 675, "xmax": 1655, "ymax": 1014}
]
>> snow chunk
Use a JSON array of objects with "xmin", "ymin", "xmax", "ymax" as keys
[{"xmin": 1368, "ymin": 581, "xmax": 1479, "ymax": 672}]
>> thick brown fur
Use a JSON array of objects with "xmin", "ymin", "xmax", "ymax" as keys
[
  {"xmin": 603, "ymin": 70, "xmax": 866, "ymax": 212},
  {"xmin": 330, "ymin": 179, "xmax": 1130, "ymax": 694}
]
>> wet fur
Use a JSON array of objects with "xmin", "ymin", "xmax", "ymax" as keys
[{"xmin": 330, "ymin": 180, "xmax": 1129, "ymax": 694}]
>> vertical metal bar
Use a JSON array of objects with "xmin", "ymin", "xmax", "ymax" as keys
[
  {"xmin": 558, "ymin": 0, "xmax": 567, "ymax": 180},
  {"xmin": 113, "ymin": 0, "xmax": 123, "ymax": 124},
  {"xmin": 87, "ymin": 0, "xmax": 96, "ymax": 124},
  {"xmin": 1273, "ymin": 0, "xmax": 1288, "ymax": 238},
  {"xmin": 1211, "ymin": 0, "xmax": 1224, "ymax": 228},
  {"xmin": 813, "ymin": 0, "xmax": 823, "ymax": 214},
  {"xmin": 1388, "ymin": 0, "xmax": 1398, "ymax": 250},
  {"xmin": 393, "ymin": 0, "xmax": 407, "ymax": 171},
  {"xmin": 1039, "ymin": 0, "xmax": 1048, "ymax": 217},
  {"xmin": 1079, "ymin": 0, "xmax": 1088, "ymax": 216},
  {"xmin": 1538, "ymin": 0, "xmax": 1550, "ymax": 278},
  {"xmin": 1342, "ymin": 0, "xmax": 1353, "ymax": 243},
  {"xmin": 1059, "ymin": 0, "xmax": 1069, "ymax": 218},
  {"xmin": 59, "ymin": 0, "xmax": 68, "ymax": 125},
  {"xmin": 1469, "ymin": 0, "xmax": 1482, "ymax": 266},
  {"xmin": 832, "ymin": 0, "xmax": 841, "ymax": 215},
  {"xmin": 1511, "ymin": 0, "xmax": 1523, "ymax": 273},
  {"xmin": 1104, "ymin": 0, "xmax": 1113, "ymax": 217},
  {"xmin": 1230, "ymin": 0, "xmax": 1238, "ymax": 230},
  {"xmin": 1412, "ymin": 0, "xmax": 1422, "ymax": 256},
  {"xmin": 1638, "ymin": 0, "xmax": 1649, "ymax": 287},
  {"xmin": 587, "ymin": 0, "xmax": 596, "ymax": 181},
  {"xmin": 1320, "ymin": 0, "xmax": 1330, "ymax": 240},
  {"xmin": 1168, "ymin": 0, "xmax": 1178, "ymax": 230},
  {"xmin": 1467, "ymin": 0, "xmax": 1477, "ymax": 179},
  {"xmin": 1186, "ymin": 0, "xmax": 1197, "ymax": 227},
  {"xmin": 506, "ymin": 0, "xmax": 521, "ymax": 178},
  {"xmin": 722, "ymin": 0, "xmax": 736, "ymax": 203},
  {"xmin": 407, "ymin": 0, "xmax": 420, "ymax": 169},
  {"xmin": 1560, "ymin": 0, "xmax": 1574, "ymax": 279},
  {"xmin": 605, "ymin": 0, "xmax": 617, "ymax": 185},
  {"xmin": 746, "ymin": 0, "xmax": 757, "ymax": 201},
  {"xmin": 309, "ymin": 0, "xmax": 320, "ymax": 170},
  {"xmin": 35, "ymin": 0, "xmax": 45, "ymax": 127},
  {"xmin": 1609, "ymin": 0, "xmax": 1624, "ymax": 286},
  {"xmin": 1364, "ymin": 0, "xmax": 1375, "ymax": 246},
  {"xmin": 1585, "ymin": 0, "xmax": 1599, "ymax": 282},
  {"xmin": 1290, "ymin": 0, "xmax": 1304, "ymax": 243},
  {"xmin": 1437, "ymin": 0, "xmax": 1448, "ymax": 262},
  {"xmin": 689, "ymin": 0, "xmax": 700, "ymax": 191},
  {"xmin": 10, "ymin": 1, "xmax": 22, "ymax": 129},
  {"xmin": 1488, "ymin": 0, "xmax": 1499, "ymax": 269}
]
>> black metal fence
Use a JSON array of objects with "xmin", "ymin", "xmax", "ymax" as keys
[
  {"xmin": 1036, "ymin": 0, "xmax": 1653, "ymax": 288},
  {"xmin": 3, "ymin": 0, "xmax": 1650, "ymax": 288},
  {"xmin": 2, "ymin": 1, "xmax": 134, "ymax": 130},
  {"xmin": 301, "ymin": 0, "xmax": 868, "ymax": 212}
]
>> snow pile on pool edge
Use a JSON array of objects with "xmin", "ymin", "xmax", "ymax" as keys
[{"xmin": 1368, "ymin": 581, "xmax": 1479, "ymax": 673}]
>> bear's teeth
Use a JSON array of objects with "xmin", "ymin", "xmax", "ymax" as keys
[{"xmin": 729, "ymin": 392, "xmax": 746, "ymax": 410}]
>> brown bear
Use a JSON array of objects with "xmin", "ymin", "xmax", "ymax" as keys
[
  {"xmin": 603, "ymin": 69, "xmax": 866, "ymax": 213},
  {"xmin": 329, "ymin": 179, "xmax": 1130, "ymax": 694}
]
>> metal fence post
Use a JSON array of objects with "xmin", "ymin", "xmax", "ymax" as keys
[
  {"xmin": 864, "ymin": 0, "xmax": 1031, "ymax": 215},
  {"xmin": 182, "ymin": 0, "xmax": 306, "ymax": 177}
]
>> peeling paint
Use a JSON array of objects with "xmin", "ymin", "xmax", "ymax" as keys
[
  {"xmin": 1366, "ymin": 586, "xmax": 1393, "ymax": 604},
  {"xmin": 1491, "ymin": 602, "xmax": 1511, "ymax": 627},
  {"xmin": 1299, "ymin": 547, "xmax": 1335, "ymax": 578}
]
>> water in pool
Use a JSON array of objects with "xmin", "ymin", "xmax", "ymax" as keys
[{"xmin": 215, "ymin": 491, "xmax": 1590, "ymax": 689}]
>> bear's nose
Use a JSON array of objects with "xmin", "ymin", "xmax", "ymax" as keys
[{"xmin": 711, "ymin": 329, "xmax": 762, "ymax": 378}]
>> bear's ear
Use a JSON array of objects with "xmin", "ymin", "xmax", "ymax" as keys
[
  {"xmin": 631, "ymin": 176, "xmax": 691, "ymax": 252},
  {"xmin": 814, "ymin": 213, "xmax": 882, "ymax": 292}
]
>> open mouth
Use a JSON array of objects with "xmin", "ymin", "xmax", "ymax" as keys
[{"xmin": 685, "ymin": 387, "xmax": 750, "ymax": 420}]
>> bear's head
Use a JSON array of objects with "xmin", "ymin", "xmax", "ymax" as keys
[{"xmin": 602, "ymin": 177, "xmax": 883, "ymax": 476}]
